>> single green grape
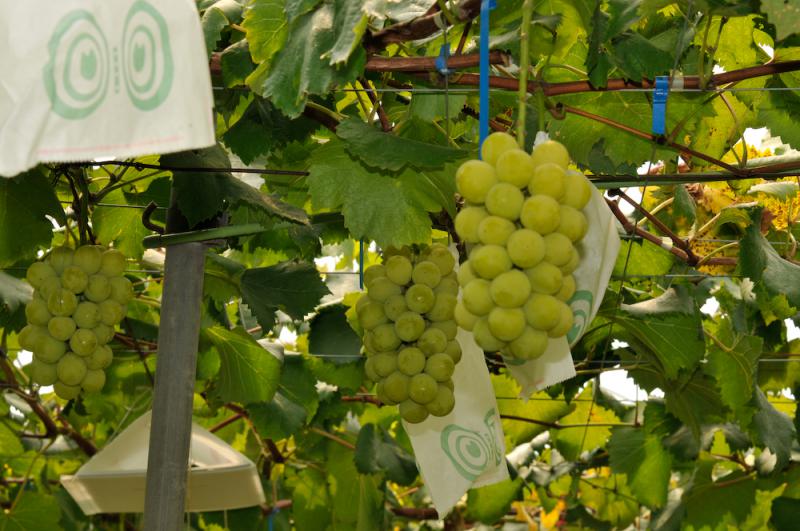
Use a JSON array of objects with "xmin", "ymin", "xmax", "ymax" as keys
[
  {"xmin": 405, "ymin": 284, "xmax": 436, "ymax": 313},
  {"xmin": 47, "ymin": 316, "xmax": 76, "ymax": 341},
  {"xmin": 54, "ymin": 381, "xmax": 81, "ymax": 400},
  {"xmin": 462, "ymin": 278, "xmax": 493, "ymax": 316},
  {"xmin": 507, "ymin": 327, "xmax": 549, "ymax": 360},
  {"xmin": 357, "ymin": 300, "xmax": 388, "ymax": 330},
  {"xmin": 109, "ymin": 276, "xmax": 134, "ymax": 305},
  {"xmin": 523, "ymin": 294, "xmax": 561, "ymax": 330},
  {"xmin": 37, "ymin": 276, "xmax": 63, "ymax": 300},
  {"xmin": 549, "ymin": 303, "xmax": 574, "ymax": 338},
  {"xmin": 485, "ymin": 182, "xmax": 525, "ymax": 220},
  {"xmin": 73, "ymin": 301, "xmax": 100, "ymax": 329},
  {"xmin": 372, "ymin": 352, "xmax": 398, "ymax": 377},
  {"xmin": 490, "ymin": 270, "xmax": 531, "ymax": 308},
  {"xmin": 557, "ymin": 206, "xmax": 588, "ymax": 242},
  {"xmin": 525, "ymin": 262, "xmax": 563, "ymax": 295},
  {"xmin": 364, "ymin": 357, "xmax": 380, "ymax": 382},
  {"xmin": 375, "ymin": 381, "xmax": 396, "ymax": 405},
  {"xmin": 488, "ymin": 307, "xmax": 526, "ymax": 341},
  {"xmin": 397, "ymin": 347, "xmax": 426, "ymax": 376},
  {"xmin": 35, "ymin": 335, "xmax": 67, "ymax": 363},
  {"xmin": 98, "ymin": 300, "xmax": 125, "ymax": 326},
  {"xmin": 26, "ymin": 261, "xmax": 56, "ymax": 289},
  {"xmin": 383, "ymin": 294, "xmax": 408, "ymax": 321},
  {"xmin": 559, "ymin": 248, "xmax": 580, "ymax": 275},
  {"xmin": 384, "ymin": 372, "xmax": 411, "ymax": 403},
  {"xmin": 57, "ymin": 353, "xmax": 88, "ymax": 386},
  {"xmin": 47, "ymin": 246, "xmax": 74, "ymax": 275},
  {"xmin": 441, "ymin": 379, "xmax": 455, "ymax": 391},
  {"xmin": 506, "ymin": 229, "xmax": 545, "ymax": 269},
  {"xmin": 61, "ymin": 265, "xmax": 88, "ymax": 294},
  {"xmin": 100, "ymin": 249, "xmax": 127, "ymax": 277},
  {"xmin": 29, "ymin": 358, "xmax": 58, "ymax": 386},
  {"xmin": 85, "ymin": 274, "xmax": 112, "ymax": 303},
  {"xmin": 400, "ymin": 400, "xmax": 429, "ymax": 423},
  {"xmin": 481, "ymin": 131, "xmax": 519, "ymax": 166},
  {"xmin": 73, "ymin": 245, "xmax": 103, "ymax": 275},
  {"xmin": 430, "ymin": 320, "xmax": 457, "ymax": 340},
  {"xmin": 411, "ymin": 261, "xmax": 441, "ymax": 289},
  {"xmin": 531, "ymin": 139, "xmax": 570, "ymax": 170},
  {"xmin": 363, "ymin": 264, "xmax": 386, "ymax": 286},
  {"xmin": 394, "ymin": 311, "xmax": 426, "ymax": 342},
  {"xmin": 470, "ymin": 245, "xmax": 512, "ymax": 280},
  {"xmin": 556, "ymin": 275, "xmax": 576, "ymax": 302},
  {"xmin": 69, "ymin": 329, "xmax": 98, "ymax": 357},
  {"xmin": 81, "ymin": 369, "xmax": 106, "ymax": 392},
  {"xmin": 472, "ymin": 318, "xmax": 506, "ymax": 352},
  {"xmin": 417, "ymin": 328, "xmax": 447, "ymax": 356},
  {"xmin": 86, "ymin": 344, "xmax": 113, "ymax": 370},
  {"xmin": 520, "ymin": 195, "xmax": 561, "ymax": 235},
  {"xmin": 477, "ymin": 216, "xmax": 516, "ymax": 246},
  {"xmin": 454, "ymin": 206, "xmax": 489, "ymax": 243},
  {"xmin": 426, "ymin": 385, "xmax": 455, "ymax": 417},
  {"xmin": 454, "ymin": 301, "xmax": 479, "ymax": 331},
  {"xmin": 25, "ymin": 298, "xmax": 51, "ymax": 326},
  {"xmin": 455, "ymin": 159, "xmax": 497, "ymax": 204},
  {"xmin": 409, "ymin": 373, "xmax": 438, "ymax": 404},
  {"xmin": 456, "ymin": 260, "xmax": 477, "ymax": 287},
  {"xmin": 425, "ymin": 353, "xmax": 455, "ymax": 382},
  {"xmin": 372, "ymin": 323, "xmax": 402, "ymax": 352},
  {"xmin": 47, "ymin": 289, "xmax": 78, "ymax": 317},
  {"xmin": 528, "ymin": 162, "xmax": 566, "ymax": 200},
  {"xmin": 543, "ymin": 233, "xmax": 574, "ymax": 266},
  {"xmin": 445, "ymin": 340, "xmax": 462, "ymax": 363},
  {"xmin": 426, "ymin": 293, "xmax": 457, "ymax": 322},
  {"xmin": 92, "ymin": 324, "xmax": 115, "ymax": 345},
  {"xmin": 427, "ymin": 245, "xmax": 456, "ymax": 275},
  {"xmin": 434, "ymin": 276, "xmax": 459, "ymax": 296},
  {"xmin": 562, "ymin": 170, "xmax": 593, "ymax": 210},
  {"xmin": 496, "ymin": 148, "xmax": 536, "ymax": 188},
  {"xmin": 385, "ymin": 255, "xmax": 413, "ymax": 286},
  {"xmin": 367, "ymin": 277, "xmax": 402, "ymax": 302},
  {"xmin": 18, "ymin": 324, "xmax": 47, "ymax": 351}
]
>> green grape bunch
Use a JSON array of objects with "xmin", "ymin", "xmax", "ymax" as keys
[
  {"xmin": 20, "ymin": 245, "xmax": 134, "ymax": 400},
  {"xmin": 453, "ymin": 132, "xmax": 593, "ymax": 361},
  {"xmin": 357, "ymin": 244, "xmax": 461, "ymax": 424}
]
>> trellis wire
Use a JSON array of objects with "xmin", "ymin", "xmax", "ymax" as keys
[{"xmin": 212, "ymin": 86, "xmax": 800, "ymax": 94}]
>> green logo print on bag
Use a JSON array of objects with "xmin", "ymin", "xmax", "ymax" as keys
[
  {"xmin": 567, "ymin": 290, "xmax": 593, "ymax": 345},
  {"xmin": 441, "ymin": 409, "xmax": 503, "ymax": 481},
  {"xmin": 44, "ymin": 0, "xmax": 174, "ymax": 119}
]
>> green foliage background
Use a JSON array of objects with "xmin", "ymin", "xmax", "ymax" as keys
[{"xmin": 3, "ymin": 0, "xmax": 800, "ymax": 529}]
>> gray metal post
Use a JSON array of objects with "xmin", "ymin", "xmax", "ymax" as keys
[{"xmin": 142, "ymin": 240, "xmax": 206, "ymax": 530}]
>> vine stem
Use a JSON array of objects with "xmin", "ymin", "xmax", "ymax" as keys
[{"xmin": 517, "ymin": 0, "xmax": 535, "ymax": 147}]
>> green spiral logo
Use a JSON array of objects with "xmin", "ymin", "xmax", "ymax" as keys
[
  {"xmin": 441, "ymin": 425, "xmax": 491, "ymax": 481},
  {"xmin": 44, "ymin": 10, "xmax": 110, "ymax": 119},
  {"xmin": 567, "ymin": 290, "xmax": 593, "ymax": 344},
  {"xmin": 122, "ymin": 1, "xmax": 174, "ymax": 110}
]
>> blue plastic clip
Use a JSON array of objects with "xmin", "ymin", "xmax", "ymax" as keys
[
  {"xmin": 478, "ymin": 0, "xmax": 497, "ymax": 157},
  {"xmin": 436, "ymin": 43, "xmax": 452, "ymax": 75},
  {"xmin": 652, "ymin": 76, "xmax": 669, "ymax": 135}
]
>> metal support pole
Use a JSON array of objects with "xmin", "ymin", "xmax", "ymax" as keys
[{"xmin": 143, "ymin": 190, "xmax": 207, "ymax": 530}]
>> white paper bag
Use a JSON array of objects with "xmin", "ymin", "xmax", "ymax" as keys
[
  {"xmin": 0, "ymin": 0, "xmax": 215, "ymax": 177},
  {"xmin": 505, "ymin": 185, "xmax": 621, "ymax": 396},
  {"xmin": 403, "ymin": 329, "xmax": 508, "ymax": 516}
]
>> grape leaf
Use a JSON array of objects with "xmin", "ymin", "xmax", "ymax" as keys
[
  {"xmin": 251, "ymin": 3, "xmax": 365, "ymax": 117},
  {"xmin": 286, "ymin": 0, "xmax": 322, "ymax": 21},
  {"xmin": 308, "ymin": 303, "xmax": 362, "ymax": 364},
  {"xmin": 354, "ymin": 423, "xmax": 418, "ymax": 485},
  {"xmin": 749, "ymin": 387, "xmax": 795, "ymax": 471},
  {"xmin": 356, "ymin": 474, "xmax": 385, "ymax": 531},
  {"xmin": 240, "ymin": 260, "xmax": 330, "ymax": 330},
  {"xmin": 242, "ymin": 0, "xmax": 288, "ymax": 64},
  {"xmin": 202, "ymin": 7, "xmax": 229, "ymax": 56},
  {"xmin": 611, "ymin": 288, "xmax": 705, "ymax": 379},
  {"xmin": 204, "ymin": 326, "xmax": 281, "ymax": 404},
  {"xmin": 772, "ymin": 497, "xmax": 800, "ymax": 531},
  {"xmin": 91, "ymin": 187, "xmax": 155, "ymax": 260},
  {"xmin": 0, "ymin": 171, "xmax": 64, "ymax": 268},
  {"xmin": 248, "ymin": 392, "xmax": 307, "ymax": 440},
  {"xmin": 762, "ymin": 0, "xmax": 800, "ymax": 40},
  {"xmin": 220, "ymin": 40, "xmax": 255, "ymax": 88},
  {"xmin": 466, "ymin": 478, "xmax": 523, "ymax": 524},
  {"xmin": 608, "ymin": 427, "xmax": 671, "ymax": 508},
  {"xmin": 287, "ymin": 468, "xmax": 331, "ymax": 531},
  {"xmin": 738, "ymin": 210, "xmax": 800, "ymax": 307},
  {"xmin": 0, "ymin": 271, "xmax": 32, "ymax": 331},
  {"xmin": 578, "ymin": 474, "xmax": 639, "ymax": 528},
  {"xmin": 336, "ymin": 119, "xmax": 468, "ymax": 171},
  {"xmin": 324, "ymin": 0, "xmax": 367, "ymax": 65},
  {"xmin": 0, "ymin": 421, "xmax": 24, "ymax": 457},
  {"xmin": 612, "ymin": 239, "xmax": 675, "ymax": 276},
  {"xmin": 277, "ymin": 355, "xmax": 320, "ymax": 419},
  {"xmin": 0, "ymin": 493, "xmax": 62, "ymax": 531},
  {"xmin": 612, "ymin": 33, "xmax": 674, "ymax": 82},
  {"xmin": 552, "ymin": 384, "xmax": 619, "ymax": 460},
  {"xmin": 758, "ymin": 88, "xmax": 800, "ymax": 150}
]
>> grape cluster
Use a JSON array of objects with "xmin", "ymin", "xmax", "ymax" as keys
[
  {"xmin": 20, "ymin": 245, "xmax": 133, "ymax": 399},
  {"xmin": 453, "ymin": 132, "xmax": 593, "ymax": 360},
  {"xmin": 357, "ymin": 244, "xmax": 461, "ymax": 424}
]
